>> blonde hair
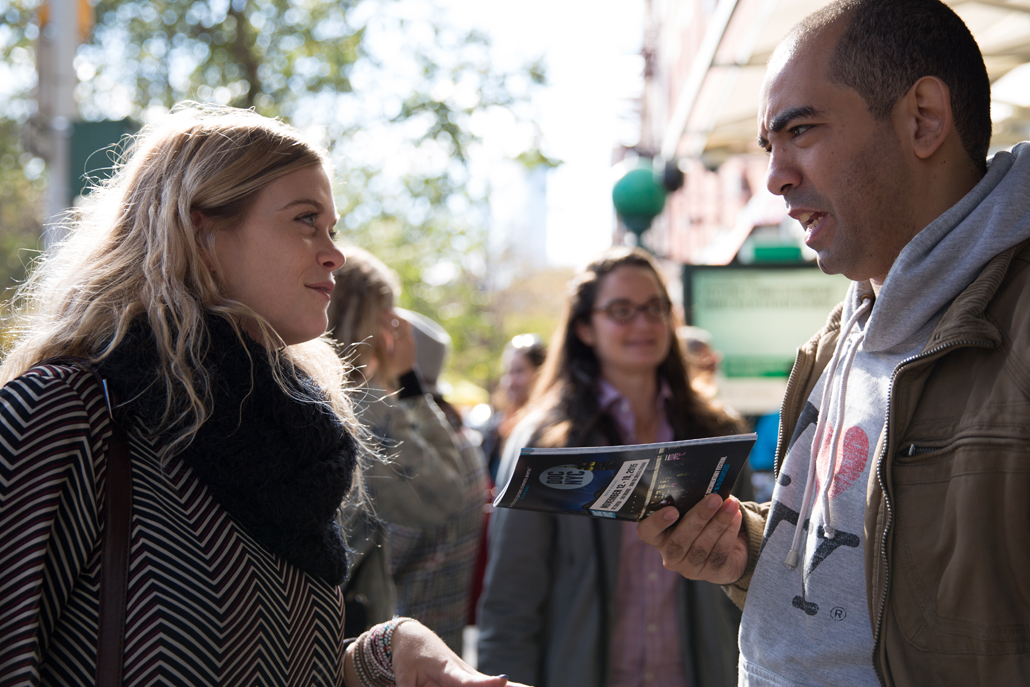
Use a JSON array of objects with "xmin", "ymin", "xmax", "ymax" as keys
[
  {"xmin": 326, "ymin": 245, "xmax": 400, "ymax": 385},
  {"xmin": 1, "ymin": 104, "xmax": 370, "ymax": 480}
]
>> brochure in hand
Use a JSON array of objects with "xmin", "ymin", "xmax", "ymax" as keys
[{"xmin": 493, "ymin": 433, "xmax": 757, "ymax": 522}]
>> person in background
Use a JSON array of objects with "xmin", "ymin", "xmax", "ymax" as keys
[
  {"xmin": 677, "ymin": 325, "xmax": 721, "ymax": 400},
  {"xmin": 388, "ymin": 308, "xmax": 490, "ymax": 654},
  {"xmin": 481, "ymin": 334, "xmax": 547, "ymax": 485},
  {"xmin": 328, "ymin": 247, "xmax": 471, "ymax": 644},
  {"xmin": 0, "ymin": 104, "xmax": 518, "ymax": 687},
  {"xmin": 478, "ymin": 246, "xmax": 750, "ymax": 687},
  {"xmin": 678, "ymin": 324, "xmax": 779, "ymax": 500},
  {"xmin": 638, "ymin": 1, "xmax": 1030, "ymax": 684}
]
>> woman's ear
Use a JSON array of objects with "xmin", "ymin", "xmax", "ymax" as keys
[
  {"xmin": 574, "ymin": 319, "xmax": 596, "ymax": 348},
  {"xmin": 191, "ymin": 210, "xmax": 217, "ymax": 273}
]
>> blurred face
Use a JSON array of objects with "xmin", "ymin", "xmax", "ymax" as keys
[
  {"xmin": 758, "ymin": 27, "xmax": 915, "ymax": 284},
  {"xmin": 504, "ymin": 351, "xmax": 539, "ymax": 408},
  {"xmin": 688, "ymin": 341, "xmax": 719, "ymax": 375},
  {"xmin": 209, "ymin": 165, "xmax": 344, "ymax": 345},
  {"xmin": 575, "ymin": 265, "xmax": 671, "ymax": 379}
]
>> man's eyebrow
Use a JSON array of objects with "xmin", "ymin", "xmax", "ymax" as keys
[
  {"xmin": 758, "ymin": 105, "xmax": 822, "ymax": 147},
  {"xmin": 767, "ymin": 105, "xmax": 820, "ymax": 134}
]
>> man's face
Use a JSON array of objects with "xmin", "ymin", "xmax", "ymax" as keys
[{"xmin": 758, "ymin": 30, "xmax": 916, "ymax": 284}]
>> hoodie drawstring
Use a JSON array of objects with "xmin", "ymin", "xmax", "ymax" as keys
[{"xmin": 785, "ymin": 296, "xmax": 873, "ymax": 570}]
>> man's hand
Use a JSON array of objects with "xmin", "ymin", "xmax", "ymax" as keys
[{"xmin": 636, "ymin": 493, "xmax": 749, "ymax": 585}]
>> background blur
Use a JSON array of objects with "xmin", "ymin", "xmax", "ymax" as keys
[{"xmin": 3, "ymin": 0, "xmax": 1030, "ymax": 411}]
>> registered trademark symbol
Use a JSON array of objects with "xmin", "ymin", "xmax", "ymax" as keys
[{"xmin": 830, "ymin": 606, "xmax": 847, "ymax": 621}]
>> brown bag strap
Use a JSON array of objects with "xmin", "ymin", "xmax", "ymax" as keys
[
  {"xmin": 40, "ymin": 358, "xmax": 132, "ymax": 685},
  {"xmin": 96, "ymin": 407, "xmax": 131, "ymax": 686}
]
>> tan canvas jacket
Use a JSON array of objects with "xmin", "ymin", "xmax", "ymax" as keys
[{"xmin": 727, "ymin": 239, "xmax": 1030, "ymax": 686}]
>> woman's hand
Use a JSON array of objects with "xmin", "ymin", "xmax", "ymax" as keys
[{"xmin": 345, "ymin": 619, "xmax": 532, "ymax": 687}]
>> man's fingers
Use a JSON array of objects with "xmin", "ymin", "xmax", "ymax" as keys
[
  {"xmin": 705, "ymin": 505, "xmax": 743, "ymax": 573},
  {"xmin": 642, "ymin": 495, "xmax": 744, "ymax": 583},
  {"xmin": 636, "ymin": 503, "xmax": 683, "ymax": 544},
  {"xmin": 675, "ymin": 496, "xmax": 737, "ymax": 568}
]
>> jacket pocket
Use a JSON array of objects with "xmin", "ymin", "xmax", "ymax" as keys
[{"xmin": 890, "ymin": 436, "xmax": 1030, "ymax": 654}]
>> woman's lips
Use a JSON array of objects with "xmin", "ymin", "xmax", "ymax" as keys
[{"xmin": 307, "ymin": 283, "xmax": 334, "ymax": 300}]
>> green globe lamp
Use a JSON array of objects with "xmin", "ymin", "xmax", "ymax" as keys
[{"xmin": 612, "ymin": 161, "xmax": 673, "ymax": 249}]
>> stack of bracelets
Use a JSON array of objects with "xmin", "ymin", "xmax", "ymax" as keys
[{"xmin": 352, "ymin": 617, "xmax": 416, "ymax": 687}]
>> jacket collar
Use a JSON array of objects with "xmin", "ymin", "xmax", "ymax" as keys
[{"xmin": 922, "ymin": 238, "xmax": 1030, "ymax": 351}]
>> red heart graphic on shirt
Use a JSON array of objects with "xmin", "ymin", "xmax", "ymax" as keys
[{"xmin": 815, "ymin": 425, "xmax": 870, "ymax": 499}]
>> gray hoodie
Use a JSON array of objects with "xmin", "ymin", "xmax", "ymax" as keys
[{"xmin": 738, "ymin": 142, "xmax": 1030, "ymax": 686}]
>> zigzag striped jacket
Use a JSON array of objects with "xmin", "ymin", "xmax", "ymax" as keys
[{"xmin": 0, "ymin": 364, "xmax": 348, "ymax": 686}]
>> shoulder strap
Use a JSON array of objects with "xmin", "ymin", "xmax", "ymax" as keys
[
  {"xmin": 96, "ymin": 404, "xmax": 131, "ymax": 686},
  {"xmin": 37, "ymin": 357, "xmax": 132, "ymax": 685}
]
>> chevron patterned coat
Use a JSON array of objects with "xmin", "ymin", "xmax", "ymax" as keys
[{"xmin": 0, "ymin": 364, "xmax": 350, "ymax": 686}]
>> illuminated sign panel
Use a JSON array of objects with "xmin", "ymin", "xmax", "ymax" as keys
[{"xmin": 687, "ymin": 267, "xmax": 852, "ymax": 378}]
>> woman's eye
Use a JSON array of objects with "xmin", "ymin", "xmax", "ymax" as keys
[{"xmin": 297, "ymin": 213, "xmax": 317, "ymax": 227}]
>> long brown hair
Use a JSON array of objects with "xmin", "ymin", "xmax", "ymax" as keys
[{"xmin": 530, "ymin": 246, "xmax": 741, "ymax": 448}]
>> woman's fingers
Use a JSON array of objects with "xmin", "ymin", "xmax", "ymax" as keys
[{"xmin": 391, "ymin": 619, "xmax": 523, "ymax": 687}]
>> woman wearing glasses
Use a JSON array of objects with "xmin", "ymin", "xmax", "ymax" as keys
[{"xmin": 477, "ymin": 247, "xmax": 749, "ymax": 687}]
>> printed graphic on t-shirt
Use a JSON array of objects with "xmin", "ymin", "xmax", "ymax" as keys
[{"xmin": 758, "ymin": 401, "xmax": 867, "ymax": 617}]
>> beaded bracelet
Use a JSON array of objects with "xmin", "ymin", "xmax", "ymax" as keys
[{"xmin": 353, "ymin": 617, "xmax": 416, "ymax": 687}]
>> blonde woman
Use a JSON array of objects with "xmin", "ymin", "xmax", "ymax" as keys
[{"xmin": 0, "ymin": 104, "xmax": 521, "ymax": 687}]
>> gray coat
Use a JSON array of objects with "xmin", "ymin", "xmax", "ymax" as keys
[
  {"xmin": 477, "ymin": 413, "xmax": 746, "ymax": 687},
  {"xmin": 341, "ymin": 384, "xmax": 469, "ymax": 634}
]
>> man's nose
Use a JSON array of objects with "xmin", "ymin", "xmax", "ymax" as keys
[{"xmin": 766, "ymin": 147, "xmax": 801, "ymax": 196}]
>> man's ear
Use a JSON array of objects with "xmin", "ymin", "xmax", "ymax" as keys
[
  {"xmin": 191, "ymin": 210, "xmax": 217, "ymax": 273},
  {"xmin": 574, "ymin": 319, "xmax": 596, "ymax": 348},
  {"xmin": 901, "ymin": 76, "xmax": 953, "ymax": 160}
]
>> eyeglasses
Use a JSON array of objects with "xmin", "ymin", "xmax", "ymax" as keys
[{"xmin": 593, "ymin": 298, "xmax": 671, "ymax": 324}]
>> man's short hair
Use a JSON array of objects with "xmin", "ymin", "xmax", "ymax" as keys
[{"xmin": 798, "ymin": 0, "xmax": 991, "ymax": 172}]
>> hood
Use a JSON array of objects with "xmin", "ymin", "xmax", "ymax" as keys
[{"xmin": 860, "ymin": 141, "xmax": 1030, "ymax": 352}]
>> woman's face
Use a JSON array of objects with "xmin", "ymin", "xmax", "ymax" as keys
[
  {"xmin": 574, "ymin": 265, "xmax": 671, "ymax": 378},
  {"xmin": 504, "ymin": 351, "xmax": 539, "ymax": 408},
  {"xmin": 208, "ymin": 165, "xmax": 344, "ymax": 345}
]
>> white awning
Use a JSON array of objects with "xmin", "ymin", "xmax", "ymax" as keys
[{"xmin": 661, "ymin": 0, "xmax": 1030, "ymax": 162}]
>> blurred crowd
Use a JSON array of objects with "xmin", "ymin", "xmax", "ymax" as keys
[{"xmin": 331, "ymin": 241, "xmax": 772, "ymax": 687}]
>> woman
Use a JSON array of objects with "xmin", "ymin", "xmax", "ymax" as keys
[
  {"xmin": 0, "ymin": 104, "xmax": 517, "ymax": 687},
  {"xmin": 481, "ymin": 334, "xmax": 547, "ymax": 485},
  {"xmin": 329, "ymin": 247, "xmax": 484, "ymax": 652},
  {"xmin": 477, "ymin": 247, "xmax": 749, "ymax": 687}
]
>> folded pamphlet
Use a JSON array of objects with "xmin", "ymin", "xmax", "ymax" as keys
[{"xmin": 494, "ymin": 433, "xmax": 756, "ymax": 522}]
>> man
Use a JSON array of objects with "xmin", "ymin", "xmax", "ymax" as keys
[{"xmin": 638, "ymin": 1, "xmax": 1030, "ymax": 685}]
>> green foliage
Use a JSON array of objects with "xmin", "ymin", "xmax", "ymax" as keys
[
  {"xmin": 79, "ymin": 0, "xmax": 365, "ymax": 118},
  {"xmin": 0, "ymin": 0, "xmax": 559, "ymax": 385},
  {"xmin": 0, "ymin": 113, "xmax": 46, "ymax": 349},
  {"xmin": 346, "ymin": 207, "xmax": 571, "ymax": 394}
]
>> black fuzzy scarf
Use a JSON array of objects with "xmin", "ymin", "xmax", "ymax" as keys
[{"xmin": 97, "ymin": 316, "xmax": 357, "ymax": 586}]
